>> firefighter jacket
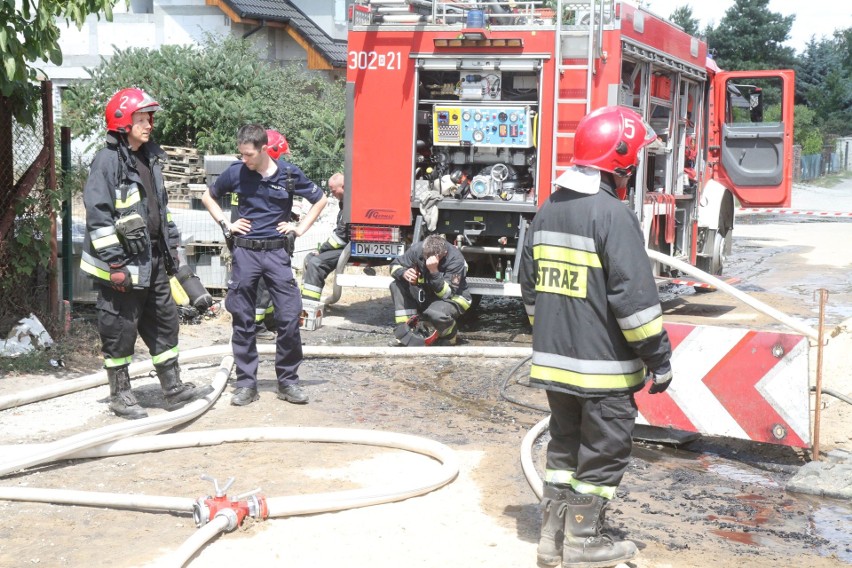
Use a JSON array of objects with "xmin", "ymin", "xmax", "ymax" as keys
[
  {"xmin": 317, "ymin": 199, "xmax": 348, "ymax": 253},
  {"xmin": 80, "ymin": 133, "xmax": 180, "ymax": 289},
  {"xmin": 390, "ymin": 240, "xmax": 472, "ymax": 310},
  {"xmin": 518, "ymin": 177, "xmax": 672, "ymax": 397}
]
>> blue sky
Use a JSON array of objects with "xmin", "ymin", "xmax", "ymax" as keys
[{"xmin": 637, "ymin": 0, "xmax": 852, "ymax": 52}]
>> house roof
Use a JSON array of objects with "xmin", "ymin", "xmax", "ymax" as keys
[{"xmin": 207, "ymin": 0, "xmax": 347, "ymax": 69}]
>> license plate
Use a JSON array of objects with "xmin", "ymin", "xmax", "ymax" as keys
[{"xmin": 351, "ymin": 241, "xmax": 405, "ymax": 257}]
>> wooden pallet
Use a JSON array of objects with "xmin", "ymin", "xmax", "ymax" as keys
[{"xmin": 162, "ymin": 145, "xmax": 199, "ymax": 156}]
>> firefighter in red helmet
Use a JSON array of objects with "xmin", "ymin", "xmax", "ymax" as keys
[
  {"xmin": 519, "ymin": 105, "xmax": 674, "ymax": 567},
  {"xmin": 81, "ymin": 87, "xmax": 211, "ymax": 419}
]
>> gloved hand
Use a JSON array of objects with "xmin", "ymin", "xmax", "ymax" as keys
[
  {"xmin": 284, "ymin": 232, "xmax": 296, "ymax": 256},
  {"xmin": 648, "ymin": 362, "xmax": 673, "ymax": 394},
  {"xmin": 115, "ymin": 213, "xmax": 149, "ymax": 256},
  {"xmin": 109, "ymin": 263, "xmax": 132, "ymax": 292}
]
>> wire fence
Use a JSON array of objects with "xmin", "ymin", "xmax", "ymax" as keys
[{"xmin": 0, "ymin": 83, "xmax": 55, "ymax": 334}]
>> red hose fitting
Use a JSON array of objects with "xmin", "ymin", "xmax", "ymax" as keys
[{"xmin": 193, "ymin": 474, "xmax": 268, "ymax": 529}]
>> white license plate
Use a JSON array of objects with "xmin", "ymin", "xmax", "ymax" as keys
[{"xmin": 351, "ymin": 242, "xmax": 405, "ymax": 257}]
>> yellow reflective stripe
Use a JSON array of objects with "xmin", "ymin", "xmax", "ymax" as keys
[
  {"xmin": 254, "ymin": 313, "xmax": 265, "ymax": 322},
  {"xmin": 115, "ymin": 192, "xmax": 141, "ymax": 209},
  {"xmin": 570, "ymin": 479, "xmax": 616, "ymax": 500},
  {"xmin": 151, "ymin": 347, "xmax": 179, "ymax": 366},
  {"xmin": 92, "ymin": 234, "xmax": 120, "ymax": 250},
  {"xmin": 531, "ymin": 364, "xmax": 645, "ymax": 390},
  {"xmin": 436, "ymin": 281, "xmax": 451, "ymax": 298},
  {"xmin": 535, "ymin": 260, "xmax": 588, "ymax": 298},
  {"xmin": 166, "ymin": 212, "xmax": 173, "ymax": 222},
  {"xmin": 395, "ymin": 315, "xmax": 410, "ymax": 323},
  {"xmin": 104, "ymin": 356, "xmax": 133, "ymax": 368},
  {"xmin": 528, "ymin": 315, "xmax": 534, "ymax": 325},
  {"xmin": 450, "ymin": 295, "xmax": 470, "ymax": 311},
  {"xmin": 301, "ymin": 287, "xmax": 322, "ymax": 300},
  {"xmin": 533, "ymin": 243, "xmax": 601, "ymax": 268},
  {"xmin": 544, "ymin": 469, "xmax": 575, "ymax": 485},
  {"xmin": 80, "ymin": 260, "xmax": 110, "ymax": 282},
  {"xmin": 622, "ymin": 315, "xmax": 664, "ymax": 343}
]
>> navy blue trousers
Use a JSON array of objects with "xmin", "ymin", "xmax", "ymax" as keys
[{"xmin": 225, "ymin": 246, "xmax": 303, "ymax": 389}]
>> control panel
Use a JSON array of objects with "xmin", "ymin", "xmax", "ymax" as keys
[{"xmin": 432, "ymin": 105, "xmax": 533, "ymax": 148}]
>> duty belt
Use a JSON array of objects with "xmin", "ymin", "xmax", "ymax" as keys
[{"xmin": 233, "ymin": 236, "xmax": 287, "ymax": 251}]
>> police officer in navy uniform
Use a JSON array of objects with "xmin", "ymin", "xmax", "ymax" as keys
[
  {"xmin": 81, "ymin": 87, "xmax": 211, "ymax": 419},
  {"xmin": 201, "ymin": 124, "xmax": 328, "ymax": 406},
  {"xmin": 519, "ymin": 106, "xmax": 673, "ymax": 568},
  {"xmin": 226, "ymin": 129, "xmax": 293, "ymax": 338}
]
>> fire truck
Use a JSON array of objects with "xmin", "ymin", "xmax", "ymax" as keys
[{"xmin": 335, "ymin": 0, "xmax": 795, "ymax": 302}]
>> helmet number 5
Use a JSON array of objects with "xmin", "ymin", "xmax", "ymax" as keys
[{"xmin": 623, "ymin": 118, "xmax": 636, "ymax": 140}]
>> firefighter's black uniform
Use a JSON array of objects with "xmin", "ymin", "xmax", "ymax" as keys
[
  {"xmin": 300, "ymin": 198, "xmax": 348, "ymax": 302},
  {"xmin": 389, "ymin": 239, "xmax": 471, "ymax": 342},
  {"xmin": 81, "ymin": 132, "xmax": 181, "ymax": 369},
  {"xmin": 518, "ymin": 174, "xmax": 672, "ymax": 498}
]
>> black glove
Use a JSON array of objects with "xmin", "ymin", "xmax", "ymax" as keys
[
  {"xmin": 108, "ymin": 263, "xmax": 132, "ymax": 292},
  {"xmin": 647, "ymin": 362, "xmax": 673, "ymax": 395},
  {"xmin": 284, "ymin": 231, "xmax": 296, "ymax": 256},
  {"xmin": 115, "ymin": 213, "xmax": 149, "ymax": 256}
]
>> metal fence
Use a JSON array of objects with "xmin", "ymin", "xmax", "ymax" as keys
[{"xmin": 0, "ymin": 82, "xmax": 56, "ymax": 332}]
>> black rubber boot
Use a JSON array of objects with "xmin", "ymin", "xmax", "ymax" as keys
[
  {"xmin": 155, "ymin": 360, "xmax": 213, "ymax": 409},
  {"xmin": 537, "ymin": 483, "xmax": 570, "ymax": 567},
  {"xmin": 562, "ymin": 489, "xmax": 637, "ymax": 568},
  {"xmin": 107, "ymin": 366, "xmax": 148, "ymax": 420}
]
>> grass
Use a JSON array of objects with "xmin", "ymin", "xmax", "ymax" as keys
[{"xmin": 801, "ymin": 169, "xmax": 852, "ymax": 188}]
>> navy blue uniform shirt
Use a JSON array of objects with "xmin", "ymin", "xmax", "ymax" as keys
[{"xmin": 211, "ymin": 159, "xmax": 324, "ymax": 239}]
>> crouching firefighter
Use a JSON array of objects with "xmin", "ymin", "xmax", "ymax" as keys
[
  {"xmin": 81, "ymin": 87, "xmax": 212, "ymax": 420},
  {"xmin": 388, "ymin": 234, "xmax": 471, "ymax": 346}
]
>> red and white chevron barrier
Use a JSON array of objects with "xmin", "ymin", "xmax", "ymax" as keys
[
  {"xmin": 635, "ymin": 323, "xmax": 810, "ymax": 448},
  {"xmin": 736, "ymin": 207, "xmax": 852, "ymax": 217}
]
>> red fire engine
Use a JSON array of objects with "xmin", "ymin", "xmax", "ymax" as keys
[{"xmin": 336, "ymin": 0, "xmax": 795, "ymax": 300}]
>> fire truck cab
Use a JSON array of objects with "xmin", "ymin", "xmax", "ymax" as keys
[{"xmin": 336, "ymin": 0, "xmax": 795, "ymax": 302}]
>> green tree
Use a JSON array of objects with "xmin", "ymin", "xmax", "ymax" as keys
[
  {"xmin": 792, "ymin": 104, "xmax": 823, "ymax": 154},
  {"xmin": 1, "ymin": 0, "xmax": 119, "ymax": 125},
  {"xmin": 61, "ymin": 34, "xmax": 345, "ymax": 181},
  {"xmin": 668, "ymin": 5, "xmax": 700, "ymax": 37},
  {"xmin": 704, "ymin": 0, "xmax": 796, "ymax": 71},
  {"xmin": 795, "ymin": 32, "xmax": 852, "ymax": 138}
]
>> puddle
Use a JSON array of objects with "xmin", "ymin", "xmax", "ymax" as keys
[{"xmin": 812, "ymin": 503, "xmax": 852, "ymax": 563}]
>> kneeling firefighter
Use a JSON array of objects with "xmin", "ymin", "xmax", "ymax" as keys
[
  {"xmin": 519, "ymin": 106, "xmax": 674, "ymax": 567},
  {"xmin": 388, "ymin": 234, "xmax": 471, "ymax": 346},
  {"xmin": 81, "ymin": 87, "xmax": 213, "ymax": 420}
]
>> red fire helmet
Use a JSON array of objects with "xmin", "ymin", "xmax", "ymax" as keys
[
  {"xmin": 104, "ymin": 88, "xmax": 161, "ymax": 133},
  {"xmin": 265, "ymin": 129, "xmax": 290, "ymax": 159},
  {"xmin": 572, "ymin": 106, "xmax": 657, "ymax": 176}
]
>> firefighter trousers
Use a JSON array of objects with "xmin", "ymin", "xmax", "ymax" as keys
[
  {"xmin": 301, "ymin": 248, "xmax": 344, "ymax": 301},
  {"xmin": 225, "ymin": 246, "xmax": 303, "ymax": 389},
  {"xmin": 544, "ymin": 390, "xmax": 638, "ymax": 495},
  {"xmin": 389, "ymin": 279, "xmax": 463, "ymax": 337},
  {"xmin": 96, "ymin": 247, "xmax": 179, "ymax": 368}
]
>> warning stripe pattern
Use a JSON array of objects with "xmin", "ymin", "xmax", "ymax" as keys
[
  {"xmin": 635, "ymin": 323, "xmax": 810, "ymax": 448},
  {"xmin": 736, "ymin": 208, "xmax": 852, "ymax": 217}
]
